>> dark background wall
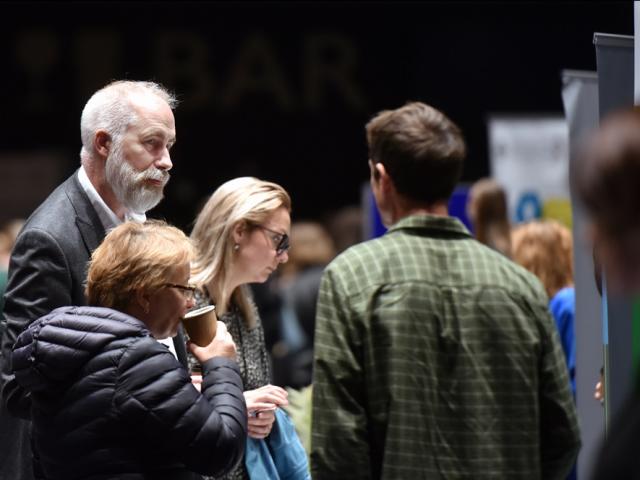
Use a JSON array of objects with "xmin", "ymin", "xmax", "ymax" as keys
[{"xmin": 0, "ymin": 1, "xmax": 632, "ymax": 231}]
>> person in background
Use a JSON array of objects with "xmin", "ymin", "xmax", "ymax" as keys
[
  {"xmin": 274, "ymin": 221, "xmax": 336, "ymax": 388},
  {"xmin": 280, "ymin": 222, "xmax": 336, "ymax": 330},
  {"xmin": 511, "ymin": 220, "xmax": 576, "ymax": 397},
  {"xmin": 311, "ymin": 101, "xmax": 579, "ymax": 479},
  {"xmin": 190, "ymin": 177, "xmax": 292, "ymax": 480},
  {"xmin": 273, "ymin": 221, "xmax": 337, "ymax": 458},
  {"xmin": 9, "ymin": 220, "xmax": 247, "ymax": 479},
  {"xmin": 576, "ymin": 108, "xmax": 640, "ymax": 294},
  {"xmin": 574, "ymin": 108, "xmax": 640, "ymax": 480},
  {"xmin": 511, "ymin": 219, "xmax": 577, "ymax": 480},
  {"xmin": 324, "ymin": 205, "xmax": 363, "ymax": 254},
  {"xmin": 467, "ymin": 177, "xmax": 512, "ymax": 258},
  {"xmin": 0, "ymin": 80, "xmax": 180, "ymax": 480}
]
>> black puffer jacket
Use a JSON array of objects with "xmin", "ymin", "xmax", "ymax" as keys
[{"xmin": 10, "ymin": 306, "xmax": 247, "ymax": 480}]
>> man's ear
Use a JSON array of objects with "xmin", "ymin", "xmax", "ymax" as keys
[
  {"xmin": 375, "ymin": 162, "xmax": 394, "ymax": 194},
  {"xmin": 94, "ymin": 130, "xmax": 112, "ymax": 159},
  {"xmin": 369, "ymin": 160, "xmax": 382, "ymax": 181}
]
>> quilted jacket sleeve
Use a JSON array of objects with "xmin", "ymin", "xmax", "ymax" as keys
[
  {"xmin": 2, "ymin": 229, "xmax": 73, "ymax": 418},
  {"xmin": 114, "ymin": 337, "xmax": 247, "ymax": 476}
]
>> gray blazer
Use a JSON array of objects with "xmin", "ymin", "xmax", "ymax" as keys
[
  {"xmin": 1, "ymin": 171, "xmax": 105, "ymax": 414},
  {"xmin": 0, "ymin": 171, "xmax": 189, "ymax": 479},
  {"xmin": 2, "ymin": 170, "xmax": 190, "ymax": 408},
  {"xmin": 0, "ymin": 170, "xmax": 103, "ymax": 480}
]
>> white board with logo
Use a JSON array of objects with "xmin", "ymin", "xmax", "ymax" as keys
[{"xmin": 488, "ymin": 116, "xmax": 570, "ymax": 226}]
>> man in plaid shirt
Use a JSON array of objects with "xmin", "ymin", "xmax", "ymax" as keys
[{"xmin": 311, "ymin": 102, "xmax": 580, "ymax": 479}]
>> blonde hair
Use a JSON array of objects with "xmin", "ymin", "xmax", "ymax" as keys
[
  {"xmin": 86, "ymin": 220, "xmax": 194, "ymax": 311},
  {"xmin": 190, "ymin": 177, "xmax": 291, "ymax": 327},
  {"xmin": 511, "ymin": 220, "xmax": 574, "ymax": 299}
]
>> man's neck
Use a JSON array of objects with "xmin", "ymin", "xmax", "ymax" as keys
[
  {"xmin": 404, "ymin": 203, "xmax": 449, "ymax": 217},
  {"xmin": 388, "ymin": 199, "xmax": 449, "ymax": 225},
  {"xmin": 82, "ymin": 160, "xmax": 127, "ymax": 220}
]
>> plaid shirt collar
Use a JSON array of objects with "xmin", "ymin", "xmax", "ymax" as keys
[{"xmin": 387, "ymin": 214, "xmax": 473, "ymax": 239}]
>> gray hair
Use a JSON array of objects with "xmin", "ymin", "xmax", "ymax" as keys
[{"xmin": 79, "ymin": 80, "xmax": 177, "ymax": 162}]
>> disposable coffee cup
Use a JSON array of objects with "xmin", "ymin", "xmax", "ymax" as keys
[{"xmin": 182, "ymin": 305, "xmax": 217, "ymax": 347}]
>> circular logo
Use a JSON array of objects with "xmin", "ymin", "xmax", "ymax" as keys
[{"xmin": 516, "ymin": 192, "xmax": 542, "ymax": 222}]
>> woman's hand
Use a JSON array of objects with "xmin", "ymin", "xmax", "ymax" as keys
[
  {"xmin": 243, "ymin": 385, "xmax": 289, "ymax": 439},
  {"xmin": 247, "ymin": 409, "xmax": 277, "ymax": 439},
  {"xmin": 188, "ymin": 321, "xmax": 236, "ymax": 363}
]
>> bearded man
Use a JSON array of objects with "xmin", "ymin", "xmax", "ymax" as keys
[{"xmin": 0, "ymin": 80, "xmax": 180, "ymax": 480}]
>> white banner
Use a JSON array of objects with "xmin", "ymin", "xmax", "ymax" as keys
[{"xmin": 488, "ymin": 116, "xmax": 570, "ymax": 226}]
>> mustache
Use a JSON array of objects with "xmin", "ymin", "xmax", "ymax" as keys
[{"xmin": 138, "ymin": 167, "xmax": 170, "ymax": 186}]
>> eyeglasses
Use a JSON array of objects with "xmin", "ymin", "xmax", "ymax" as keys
[
  {"xmin": 256, "ymin": 225, "xmax": 290, "ymax": 256},
  {"xmin": 163, "ymin": 283, "xmax": 197, "ymax": 300}
]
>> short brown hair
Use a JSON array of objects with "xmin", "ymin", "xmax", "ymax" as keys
[
  {"xmin": 575, "ymin": 107, "xmax": 640, "ymax": 238},
  {"xmin": 86, "ymin": 220, "xmax": 194, "ymax": 311},
  {"xmin": 511, "ymin": 220, "xmax": 573, "ymax": 299},
  {"xmin": 366, "ymin": 101, "xmax": 466, "ymax": 204},
  {"xmin": 468, "ymin": 178, "xmax": 511, "ymax": 258}
]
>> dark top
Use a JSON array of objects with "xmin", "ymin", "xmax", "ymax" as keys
[
  {"xmin": 11, "ymin": 306, "xmax": 248, "ymax": 480},
  {"xmin": 0, "ymin": 171, "xmax": 106, "ymax": 480},
  {"xmin": 2, "ymin": 172, "xmax": 105, "ymax": 412},
  {"xmin": 192, "ymin": 290, "xmax": 271, "ymax": 480},
  {"xmin": 281, "ymin": 265, "xmax": 324, "ymax": 344},
  {"xmin": 0, "ymin": 171, "xmax": 189, "ymax": 480}
]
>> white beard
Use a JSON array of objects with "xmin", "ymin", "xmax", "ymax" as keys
[{"xmin": 105, "ymin": 141, "xmax": 170, "ymax": 214}]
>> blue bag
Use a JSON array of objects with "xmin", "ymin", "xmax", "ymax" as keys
[{"xmin": 245, "ymin": 408, "xmax": 310, "ymax": 480}]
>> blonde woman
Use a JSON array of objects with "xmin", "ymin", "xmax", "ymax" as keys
[{"xmin": 190, "ymin": 177, "xmax": 292, "ymax": 480}]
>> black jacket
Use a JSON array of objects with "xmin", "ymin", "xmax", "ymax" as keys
[
  {"xmin": 11, "ymin": 306, "xmax": 247, "ymax": 480},
  {"xmin": 0, "ymin": 171, "xmax": 190, "ymax": 479}
]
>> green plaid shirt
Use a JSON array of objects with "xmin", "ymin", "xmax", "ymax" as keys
[{"xmin": 311, "ymin": 214, "xmax": 580, "ymax": 480}]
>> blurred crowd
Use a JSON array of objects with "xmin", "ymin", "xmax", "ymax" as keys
[
  {"xmin": 252, "ymin": 208, "xmax": 362, "ymax": 390},
  {"xmin": 0, "ymin": 79, "xmax": 638, "ymax": 480}
]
